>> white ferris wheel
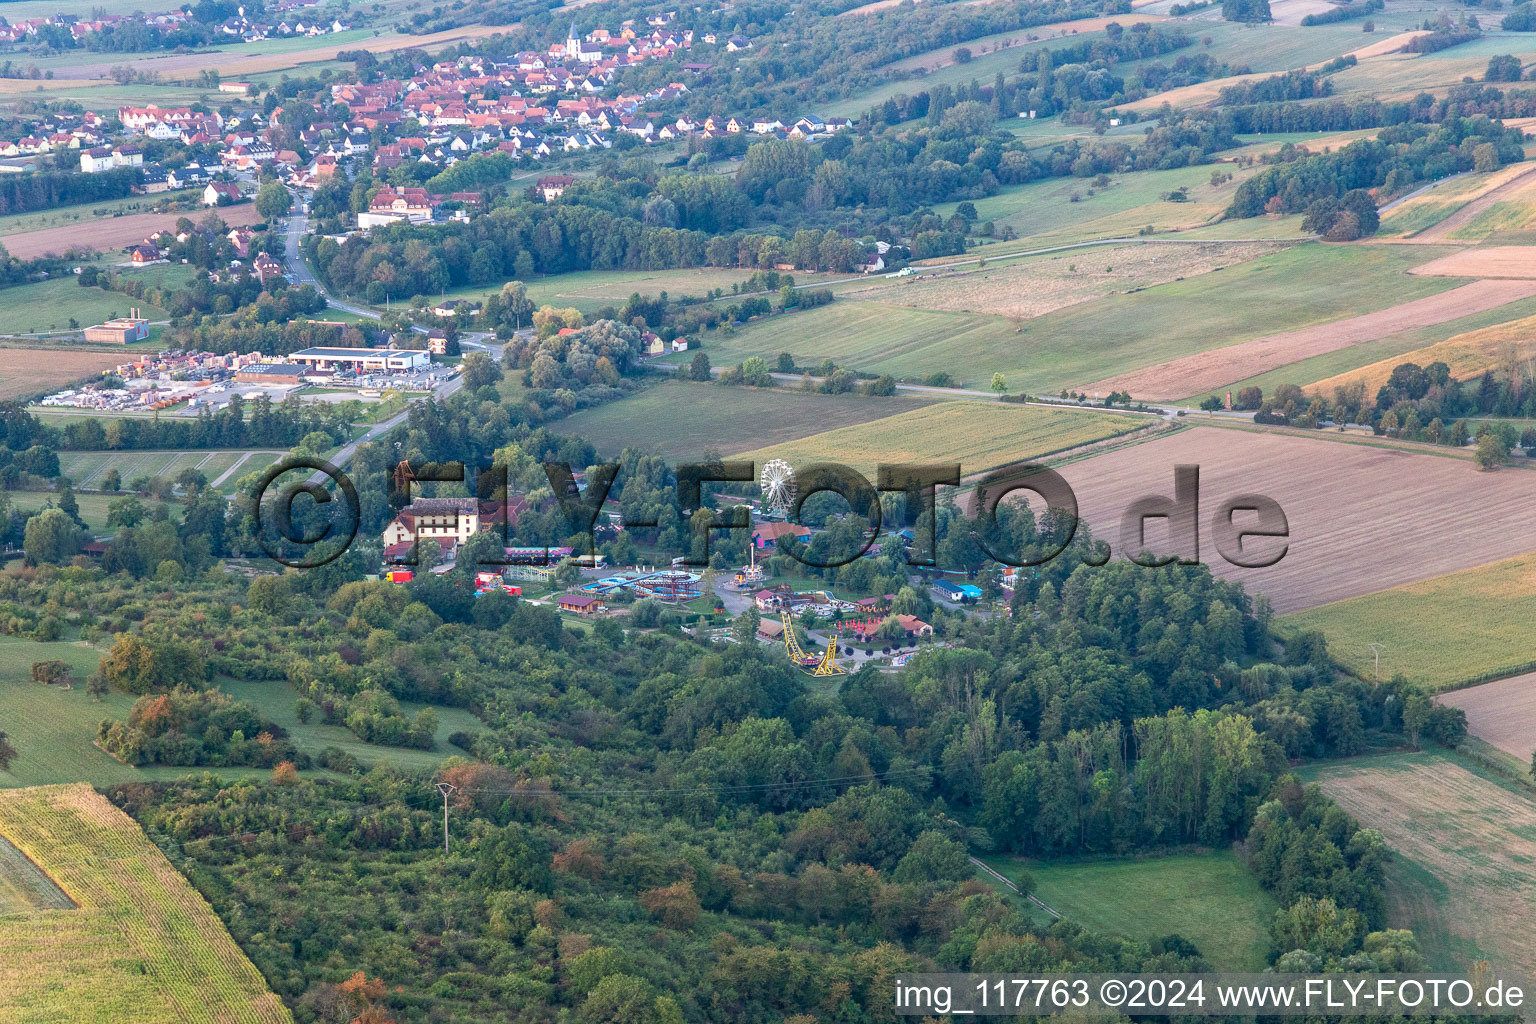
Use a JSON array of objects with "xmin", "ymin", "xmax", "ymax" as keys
[{"xmin": 759, "ymin": 459, "xmax": 796, "ymax": 516}]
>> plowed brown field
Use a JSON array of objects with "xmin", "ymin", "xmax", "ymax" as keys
[
  {"xmin": 976, "ymin": 425, "xmax": 1536, "ymax": 613},
  {"xmin": 1408, "ymin": 246, "xmax": 1536, "ymax": 278},
  {"xmin": 1439, "ymin": 672, "xmax": 1536, "ymax": 759},
  {"xmin": 0, "ymin": 348, "xmax": 136, "ymax": 399},
  {"xmin": 3, "ymin": 203, "xmax": 263, "ymax": 258}
]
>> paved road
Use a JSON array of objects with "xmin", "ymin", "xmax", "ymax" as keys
[
  {"xmin": 285, "ymin": 213, "xmax": 380, "ymax": 319},
  {"xmin": 283, "ymin": 210, "xmax": 506, "ymax": 360},
  {"xmin": 280, "ymin": 211, "xmax": 515, "ymax": 475}
]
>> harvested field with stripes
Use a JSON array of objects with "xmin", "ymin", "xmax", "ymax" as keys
[{"xmin": 0, "ymin": 783, "xmax": 292, "ymax": 1024}]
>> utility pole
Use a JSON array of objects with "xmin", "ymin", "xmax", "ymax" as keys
[
  {"xmin": 435, "ymin": 781, "xmax": 458, "ymax": 854},
  {"xmin": 1367, "ymin": 643, "xmax": 1385, "ymax": 684}
]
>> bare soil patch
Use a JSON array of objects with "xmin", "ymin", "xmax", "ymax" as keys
[
  {"xmin": 1440, "ymin": 672, "xmax": 1536, "ymax": 760},
  {"xmin": 848, "ymin": 241, "xmax": 1289, "ymax": 320},
  {"xmin": 983, "ymin": 425, "xmax": 1536, "ymax": 613},
  {"xmin": 0, "ymin": 78, "xmax": 96, "ymax": 93},
  {"xmin": 0, "ymin": 348, "xmax": 134, "ymax": 399},
  {"xmin": 1083, "ymin": 277, "xmax": 1536, "ymax": 400},
  {"xmin": 1408, "ymin": 246, "xmax": 1536, "ymax": 278},
  {"xmin": 3, "ymin": 204, "xmax": 263, "ymax": 258}
]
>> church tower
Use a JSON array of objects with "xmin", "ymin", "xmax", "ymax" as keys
[{"xmin": 566, "ymin": 20, "xmax": 580, "ymax": 58}]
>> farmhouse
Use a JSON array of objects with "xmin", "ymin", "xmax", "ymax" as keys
[
  {"xmin": 537, "ymin": 174, "xmax": 575, "ymax": 201},
  {"xmin": 252, "ymin": 252, "xmax": 285, "ymax": 286},
  {"xmin": 79, "ymin": 146, "xmax": 113, "ymax": 173},
  {"xmin": 430, "ymin": 299, "xmax": 481, "ymax": 318},
  {"xmin": 203, "ymin": 182, "xmax": 244, "ymax": 206},
  {"xmin": 289, "ymin": 347, "xmax": 429, "ymax": 373},
  {"xmin": 383, "ymin": 497, "xmax": 482, "ymax": 548},
  {"xmin": 558, "ymin": 593, "xmax": 605, "ymax": 615}
]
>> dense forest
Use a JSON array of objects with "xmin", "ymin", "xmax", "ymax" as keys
[
  {"xmin": 2, "ymin": 512, "xmax": 1453, "ymax": 1023},
  {"xmin": 0, "ymin": 165, "xmax": 138, "ymax": 216}
]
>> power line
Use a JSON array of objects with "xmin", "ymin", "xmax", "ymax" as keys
[{"xmin": 165, "ymin": 762, "xmax": 946, "ymax": 856}]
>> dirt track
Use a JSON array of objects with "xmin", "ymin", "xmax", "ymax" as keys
[
  {"xmin": 1412, "ymin": 165, "xmax": 1536, "ymax": 242},
  {"xmin": 1081, "ymin": 278, "xmax": 1536, "ymax": 400},
  {"xmin": 974, "ymin": 426, "xmax": 1536, "ymax": 613},
  {"xmin": 3, "ymin": 204, "xmax": 264, "ymax": 258},
  {"xmin": 1439, "ymin": 672, "xmax": 1536, "ymax": 758}
]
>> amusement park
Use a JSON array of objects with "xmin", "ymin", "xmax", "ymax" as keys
[{"xmin": 379, "ymin": 455, "xmax": 957, "ymax": 677}]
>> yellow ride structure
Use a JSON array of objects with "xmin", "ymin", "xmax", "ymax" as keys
[{"xmin": 781, "ymin": 611, "xmax": 845, "ymax": 676}]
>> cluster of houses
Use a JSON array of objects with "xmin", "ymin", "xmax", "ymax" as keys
[
  {"xmin": 0, "ymin": 109, "xmax": 107, "ymax": 158},
  {"xmin": 0, "ymin": 10, "xmax": 186, "ymax": 45},
  {"xmin": 115, "ymin": 219, "xmax": 287, "ymax": 286}
]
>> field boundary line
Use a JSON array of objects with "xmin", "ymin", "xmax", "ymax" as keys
[
  {"xmin": 1194, "ymin": 416, "xmax": 1536, "ymax": 467},
  {"xmin": 969, "ymin": 856, "xmax": 1062, "ymax": 919}
]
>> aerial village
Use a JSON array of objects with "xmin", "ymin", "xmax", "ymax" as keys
[{"xmin": 0, "ymin": 15, "xmax": 848, "ymax": 186}]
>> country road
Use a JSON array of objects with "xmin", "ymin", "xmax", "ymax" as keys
[{"xmin": 281, "ymin": 209, "xmax": 506, "ymax": 473}]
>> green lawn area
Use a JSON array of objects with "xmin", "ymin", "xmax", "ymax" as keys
[
  {"xmin": 551, "ymin": 380, "xmax": 940, "ymax": 459},
  {"xmin": 822, "ymin": 20, "xmax": 1369, "ymax": 119},
  {"xmin": 0, "ymin": 651, "xmax": 477, "ymax": 788},
  {"xmin": 709, "ymin": 244, "xmax": 1460, "ymax": 393},
  {"xmin": 59, "ymin": 449, "xmax": 272, "ymax": 493},
  {"xmin": 976, "ymin": 850, "xmax": 1278, "ymax": 969},
  {"xmin": 0, "ymin": 277, "xmax": 171, "ymax": 338},
  {"xmin": 6, "ymin": 491, "xmax": 179, "ymax": 531},
  {"xmin": 736, "ymin": 400, "xmax": 1150, "ymax": 475},
  {"xmin": 22, "ymin": 83, "xmax": 222, "ymax": 112},
  {"xmin": 930, "ymin": 164, "xmax": 1260, "ymax": 248},
  {"xmin": 431, "ymin": 266, "xmax": 841, "ymax": 318},
  {"xmin": 700, "ymin": 301, "xmax": 1027, "ymax": 389},
  {"xmin": 24, "ymin": 26, "xmax": 381, "ymax": 76},
  {"xmin": 1281, "ymin": 551, "xmax": 1536, "ymax": 692},
  {"xmin": 0, "ymin": 639, "xmax": 264, "ymax": 788},
  {"xmin": 219, "ymin": 677, "xmax": 482, "ymax": 772}
]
